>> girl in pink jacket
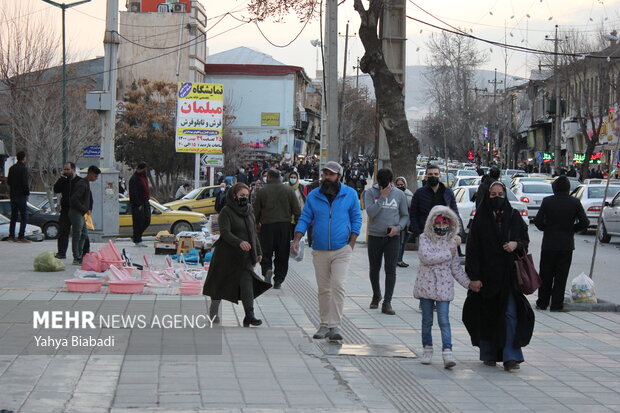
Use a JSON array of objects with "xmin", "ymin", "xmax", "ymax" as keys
[{"xmin": 414, "ymin": 206, "xmax": 482, "ymax": 368}]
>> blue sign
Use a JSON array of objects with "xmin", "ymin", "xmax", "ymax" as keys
[
  {"xmin": 536, "ymin": 151, "xmax": 543, "ymax": 164},
  {"xmin": 83, "ymin": 145, "xmax": 101, "ymax": 158}
]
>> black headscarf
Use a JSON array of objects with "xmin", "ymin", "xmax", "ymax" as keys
[
  {"xmin": 478, "ymin": 181, "xmax": 515, "ymax": 244},
  {"xmin": 225, "ymin": 185, "xmax": 259, "ymax": 265}
]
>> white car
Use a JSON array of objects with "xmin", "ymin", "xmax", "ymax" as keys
[
  {"xmin": 503, "ymin": 169, "xmax": 524, "ymax": 178},
  {"xmin": 599, "ymin": 191, "xmax": 620, "ymax": 243},
  {"xmin": 453, "ymin": 185, "xmax": 528, "ymax": 234},
  {"xmin": 0, "ymin": 213, "xmax": 45, "ymax": 242},
  {"xmin": 452, "ymin": 177, "xmax": 479, "ymax": 188},
  {"xmin": 511, "ymin": 182, "xmax": 554, "ymax": 219},
  {"xmin": 572, "ymin": 184, "xmax": 620, "ymax": 231},
  {"xmin": 455, "ymin": 169, "xmax": 478, "ymax": 177}
]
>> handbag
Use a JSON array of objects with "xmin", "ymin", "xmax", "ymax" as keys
[{"xmin": 514, "ymin": 250, "xmax": 541, "ymax": 295}]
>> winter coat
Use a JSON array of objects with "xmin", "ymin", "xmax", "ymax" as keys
[
  {"xmin": 7, "ymin": 162, "xmax": 29, "ymax": 198},
  {"xmin": 202, "ymin": 195, "xmax": 271, "ymax": 303},
  {"xmin": 395, "ymin": 176, "xmax": 414, "ymax": 208},
  {"xmin": 413, "ymin": 206, "xmax": 470, "ymax": 301},
  {"xmin": 70, "ymin": 178, "xmax": 93, "ymax": 215},
  {"xmin": 253, "ymin": 181, "xmax": 301, "ymax": 225},
  {"xmin": 295, "ymin": 183, "xmax": 362, "ymax": 251},
  {"xmin": 462, "ymin": 183, "xmax": 535, "ymax": 350}
]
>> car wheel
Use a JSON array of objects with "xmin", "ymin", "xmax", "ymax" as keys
[
  {"xmin": 179, "ymin": 206, "xmax": 191, "ymax": 211},
  {"xmin": 43, "ymin": 222, "xmax": 60, "ymax": 240},
  {"xmin": 172, "ymin": 221, "xmax": 193, "ymax": 235},
  {"xmin": 598, "ymin": 222, "xmax": 611, "ymax": 243}
]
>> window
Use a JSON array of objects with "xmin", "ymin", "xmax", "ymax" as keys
[
  {"xmin": 588, "ymin": 186, "xmax": 620, "ymax": 199},
  {"xmin": 522, "ymin": 184, "xmax": 553, "ymax": 194},
  {"xmin": 119, "ymin": 201, "xmax": 131, "ymax": 215},
  {"xmin": 613, "ymin": 193, "xmax": 620, "ymax": 207}
]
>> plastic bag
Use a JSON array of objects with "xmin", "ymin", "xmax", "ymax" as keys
[
  {"xmin": 571, "ymin": 272, "xmax": 597, "ymax": 304},
  {"xmin": 290, "ymin": 239, "xmax": 305, "ymax": 262},
  {"xmin": 34, "ymin": 251, "xmax": 66, "ymax": 272}
]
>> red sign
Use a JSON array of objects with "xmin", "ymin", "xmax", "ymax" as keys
[
  {"xmin": 138, "ymin": 0, "xmax": 190, "ymax": 13},
  {"xmin": 467, "ymin": 151, "xmax": 474, "ymax": 161}
]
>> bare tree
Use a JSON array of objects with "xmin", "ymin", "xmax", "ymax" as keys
[
  {"xmin": 245, "ymin": 0, "xmax": 420, "ymax": 185},
  {"xmin": 340, "ymin": 82, "xmax": 375, "ymax": 159}
]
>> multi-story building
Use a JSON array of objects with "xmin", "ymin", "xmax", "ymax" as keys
[{"xmin": 118, "ymin": 0, "xmax": 207, "ymax": 94}]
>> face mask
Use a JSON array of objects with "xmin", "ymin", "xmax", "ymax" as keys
[
  {"xmin": 434, "ymin": 226, "xmax": 449, "ymax": 236},
  {"xmin": 426, "ymin": 176, "xmax": 439, "ymax": 187},
  {"xmin": 289, "ymin": 178, "xmax": 298, "ymax": 185},
  {"xmin": 489, "ymin": 196, "xmax": 505, "ymax": 211},
  {"xmin": 236, "ymin": 197, "xmax": 248, "ymax": 207},
  {"xmin": 396, "ymin": 185, "xmax": 405, "ymax": 191}
]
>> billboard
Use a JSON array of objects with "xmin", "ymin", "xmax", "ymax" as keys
[{"xmin": 175, "ymin": 82, "xmax": 224, "ymax": 153}]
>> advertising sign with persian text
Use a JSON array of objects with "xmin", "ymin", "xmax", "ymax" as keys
[{"xmin": 175, "ymin": 82, "xmax": 224, "ymax": 153}]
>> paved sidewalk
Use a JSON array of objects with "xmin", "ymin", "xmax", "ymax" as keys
[{"xmin": 0, "ymin": 239, "xmax": 619, "ymax": 412}]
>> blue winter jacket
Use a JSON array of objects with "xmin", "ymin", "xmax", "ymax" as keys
[{"xmin": 295, "ymin": 184, "xmax": 362, "ymax": 251}]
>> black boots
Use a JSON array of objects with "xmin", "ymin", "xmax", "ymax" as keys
[
  {"xmin": 209, "ymin": 300, "xmax": 220, "ymax": 324},
  {"xmin": 243, "ymin": 308, "xmax": 262, "ymax": 327},
  {"xmin": 382, "ymin": 301, "xmax": 395, "ymax": 315},
  {"xmin": 370, "ymin": 294, "xmax": 382, "ymax": 309}
]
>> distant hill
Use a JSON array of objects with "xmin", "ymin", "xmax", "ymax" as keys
[{"xmin": 346, "ymin": 66, "xmax": 527, "ymax": 121}]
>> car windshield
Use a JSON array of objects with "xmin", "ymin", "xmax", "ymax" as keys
[
  {"xmin": 588, "ymin": 186, "xmax": 620, "ymax": 199},
  {"xmin": 522, "ymin": 184, "xmax": 553, "ymax": 194},
  {"xmin": 457, "ymin": 178, "xmax": 477, "ymax": 186},
  {"xmin": 150, "ymin": 200, "xmax": 171, "ymax": 211},
  {"xmin": 458, "ymin": 170, "xmax": 478, "ymax": 176},
  {"xmin": 183, "ymin": 188, "xmax": 203, "ymax": 199}
]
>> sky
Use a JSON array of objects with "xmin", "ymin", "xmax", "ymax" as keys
[{"xmin": 2, "ymin": 0, "xmax": 620, "ymax": 80}]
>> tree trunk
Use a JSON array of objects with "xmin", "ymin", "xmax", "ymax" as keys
[{"xmin": 353, "ymin": 0, "xmax": 419, "ymax": 186}]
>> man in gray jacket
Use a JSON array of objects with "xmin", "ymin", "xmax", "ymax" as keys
[{"xmin": 363, "ymin": 168, "xmax": 409, "ymax": 315}]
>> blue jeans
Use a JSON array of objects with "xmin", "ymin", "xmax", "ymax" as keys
[
  {"xmin": 420, "ymin": 298, "xmax": 452, "ymax": 350},
  {"xmin": 479, "ymin": 292, "xmax": 524, "ymax": 362}
]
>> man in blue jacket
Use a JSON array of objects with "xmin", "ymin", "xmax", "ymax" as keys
[{"xmin": 292, "ymin": 161, "xmax": 362, "ymax": 343}]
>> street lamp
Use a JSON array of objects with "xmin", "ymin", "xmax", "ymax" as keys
[{"xmin": 41, "ymin": 0, "xmax": 92, "ymax": 165}]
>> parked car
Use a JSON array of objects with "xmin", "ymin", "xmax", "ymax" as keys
[
  {"xmin": 453, "ymin": 185, "xmax": 528, "ymax": 235},
  {"xmin": 0, "ymin": 200, "xmax": 60, "ymax": 239},
  {"xmin": 599, "ymin": 191, "xmax": 620, "ymax": 243},
  {"xmin": 0, "ymin": 213, "xmax": 44, "ymax": 242},
  {"xmin": 119, "ymin": 198, "xmax": 207, "ymax": 237},
  {"xmin": 572, "ymin": 184, "xmax": 620, "ymax": 231},
  {"xmin": 511, "ymin": 182, "xmax": 554, "ymax": 219},
  {"xmin": 163, "ymin": 185, "xmax": 222, "ymax": 215}
]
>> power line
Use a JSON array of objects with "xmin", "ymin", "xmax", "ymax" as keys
[{"xmin": 407, "ymin": 15, "xmax": 620, "ymax": 60}]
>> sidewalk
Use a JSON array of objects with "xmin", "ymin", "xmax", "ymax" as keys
[{"xmin": 0, "ymin": 239, "xmax": 619, "ymax": 412}]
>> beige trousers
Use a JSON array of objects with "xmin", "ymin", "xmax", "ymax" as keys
[{"xmin": 312, "ymin": 245, "xmax": 353, "ymax": 328}]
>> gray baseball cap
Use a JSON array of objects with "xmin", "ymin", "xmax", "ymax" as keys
[{"xmin": 322, "ymin": 161, "xmax": 343, "ymax": 175}]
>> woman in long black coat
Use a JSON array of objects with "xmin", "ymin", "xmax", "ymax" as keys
[
  {"xmin": 463, "ymin": 181, "xmax": 535, "ymax": 371},
  {"xmin": 203, "ymin": 183, "xmax": 271, "ymax": 327}
]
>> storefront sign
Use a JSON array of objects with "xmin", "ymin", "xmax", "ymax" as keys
[
  {"xmin": 261, "ymin": 112, "xmax": 280, "ymax": 126},
  {"xmin": 572, "ymin": 152, "xmax": 602, "ymax": 164},
  {"xmin": 175, "ymin": 82, "xmax": 224, "ymax": 153}
]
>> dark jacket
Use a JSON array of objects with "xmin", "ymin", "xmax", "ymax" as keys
[
  {"xmin": 202, "ymin": 200, "xmax": 270, "ymax": 303},
  {"xmin": 54, "ymin": 175, "xmax": 82, "ymax": 212},
  {"xmin": 70, "ymin": 178, "xmax": 93, "ymax": 215},
  {"xmin": 534, "ymin": 194, "xmax": 589, "ymax": 251},
  {"xmin": 128, "ymin": 173, "xmax": 149, "ymax": 207},
  {"xmin": 7, "ymin": 162, "xmax": 29, "ymax": 198},
  {"xmin": 253, "ymin": 181, "xmax": 301, "ymax": 225},
  {"xmin": 463, "ymin": 188, "xmax": 534, "ymax": 352},
  {"xmin": 409, "ymin": 183, "xmax": 459, "ymax": 238},
  {"xmin": 215, "ymin": 188, "xmax": 227, "ymax": 213}
]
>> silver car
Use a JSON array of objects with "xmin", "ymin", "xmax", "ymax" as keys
[
  {"xmin": 511, "ymin": 182, "xmax": 554, "ymax": 219},
  {"xmin": 571, "ymin": 184, "xmax": 620, "ymax": 230},
  {"xmin": 0, "ymin": 213, "xmax": 45, "ymax": 242},
  {"xmin": 599, "ymin": 191, "xmax": 620, "ymax": 243}
]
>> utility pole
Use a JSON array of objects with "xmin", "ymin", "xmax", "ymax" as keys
[
  {"xmin": 488, "ymin": 68, "xmax": 503, "ymax": 165},
  {"xmin": 353, "ymin": 57, "xmax": 361, "ymax": 89},
  {"xmin": 338, "ymin": 21, "xmax": 353, "ymax": 160},
  {"xmin": 85, "ymin": 0, "xmax": 119, "ymax": 241},
  {"xmin": 546, "ymin": 25, "xmax": 562, "ymax": 174},
  {"xmin": 320, "ymin": 0, "xmax": 339, "ymax": 168},
  {"xmin": 41, "ymin": 0, "xmax": 92, "ymax": 164}
]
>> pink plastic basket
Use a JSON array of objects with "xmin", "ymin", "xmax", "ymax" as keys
[
  {"xmin": 108, "ymin": 280, "xmax": 146, "ymax": 294},
  {"xmin": 65, "ymin": 279, "xmax": 103, "ymax": 293},
  {"xmin": 179, "ymin": 285, "xmax": 202, "ymax": 295}
]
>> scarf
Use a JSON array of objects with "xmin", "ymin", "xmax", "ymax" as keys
[{"xmin": 225, "ymin": 189, "xmax": 258, "ymax": 265}]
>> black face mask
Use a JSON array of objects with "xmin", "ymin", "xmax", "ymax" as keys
[
  {"xmin": 236, "ymin": 197, "xmax": 249, "ymax": 207},
  {"xmin": 433, "ymin": 226, "xmax": 449, "ymax": 236},
  {"xmin": 489, "ymin": 196, "xmax": 505, "ymax": 211},
  {"xmin": 396, "ymin": 185, "xmax": 405, "ymax": 191},
  {"xmin": 426, "ymin": 176, "xmax": 439, "ymax": 187}
]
